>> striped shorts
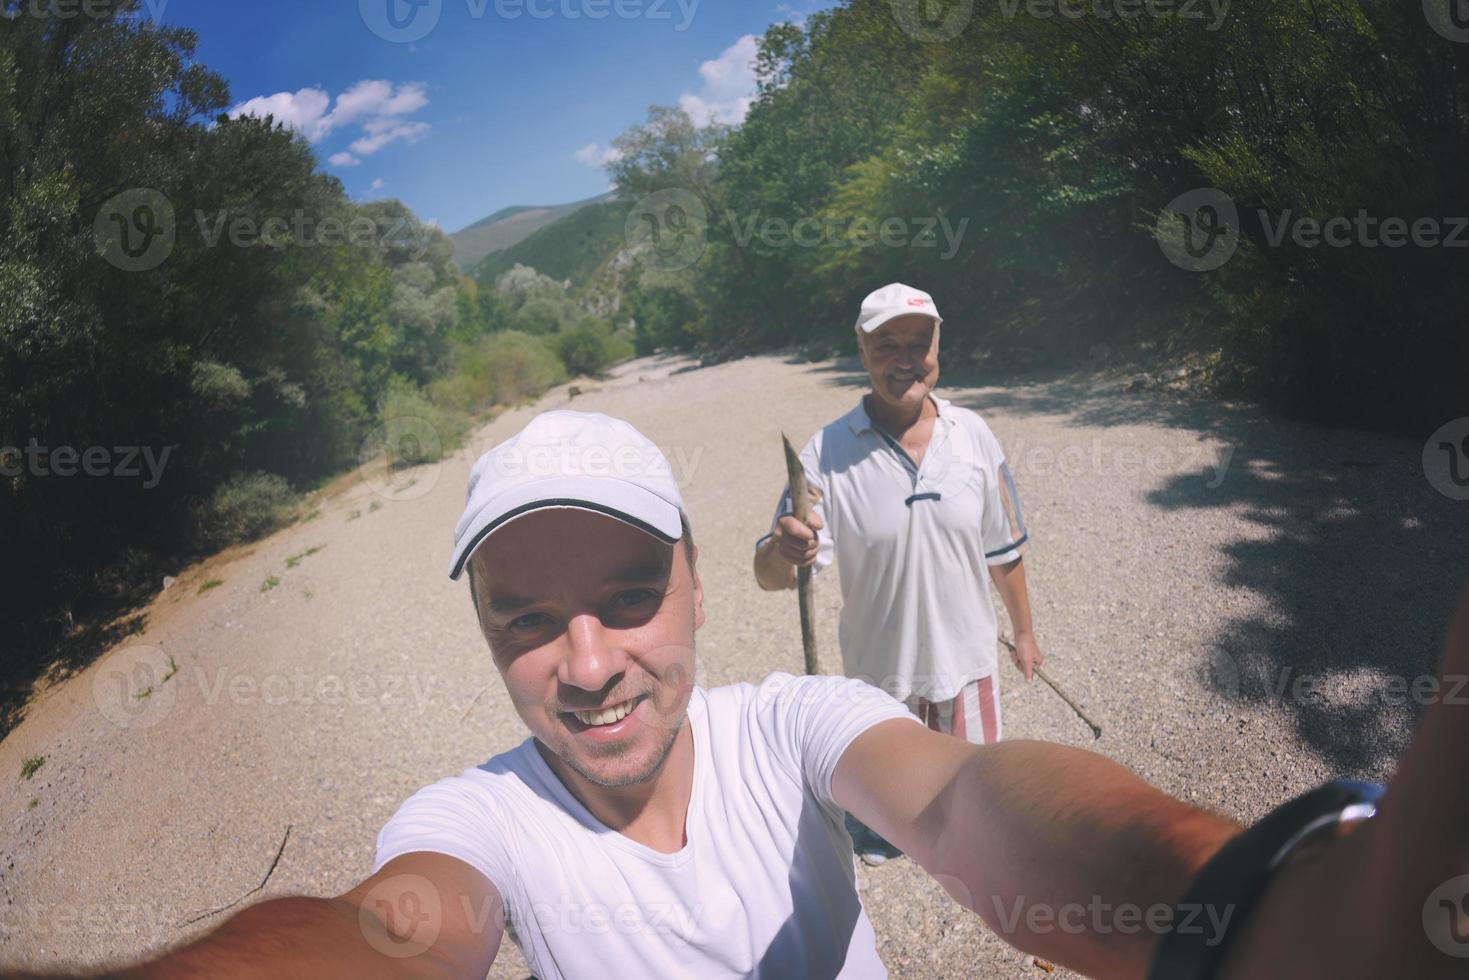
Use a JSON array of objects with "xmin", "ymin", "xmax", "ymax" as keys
[{"xmin": 903, "ymin": 674, "xmax": 1002, "ymax": 745}]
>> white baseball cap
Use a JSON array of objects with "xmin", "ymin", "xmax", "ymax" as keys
[
  {"xmin": 448, "ymin": 410, "xmax": 686, "ymax": 580},
  {"xmin": 855, "ymin": 282, "xmax": 943, "ymax": 334}
]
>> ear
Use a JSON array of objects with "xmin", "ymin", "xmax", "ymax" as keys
[
  {"xmin": 856, "ymin": 332, "xmax": 869, "ymax": 369},
  {"xmin": 690, "ymin": 544, "xmax": 706, "ymax": 631}
]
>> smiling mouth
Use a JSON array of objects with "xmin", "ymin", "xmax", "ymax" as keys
[{"xmin": 565, "ymin": 694, "xmax": 645, "ymax": 728}]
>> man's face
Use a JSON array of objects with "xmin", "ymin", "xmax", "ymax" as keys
[
  {"xmin": 859, "ymin": 315, "xmax": 940, "ymax": 412},
  {"xmin": 468, "ymin": 508, "xmax": 703, "ymax": 789}
]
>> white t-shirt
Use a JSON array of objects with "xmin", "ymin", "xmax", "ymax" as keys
[
  {"xmin": 757, "ymin": 395, "xmax": 1030, "ymax": 702},
  {"xmin": 374, "ymin": 673, "xmax": 919, "ymax": 979}
]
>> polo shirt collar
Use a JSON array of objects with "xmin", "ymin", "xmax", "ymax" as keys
[{"xmin": 846, "ymin": 393, "xmax": 953, "ymax": 435}]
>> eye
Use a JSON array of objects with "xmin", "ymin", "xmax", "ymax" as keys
[
  {"xmin": 507, "ymin": 612, "xmax": 552, "ymax": 632},
  {"xmin": 610, "ymin": 588, "xmax": 660, "ymax": 610}
]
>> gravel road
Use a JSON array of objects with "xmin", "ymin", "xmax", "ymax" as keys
[{"xmin": 2, "ymin": 351, "xmax": 1465, "ymax": 978}]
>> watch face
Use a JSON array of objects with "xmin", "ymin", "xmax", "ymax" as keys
[{"xmin": 1268, "ymin": 793, "xmax": 1382, "ymax": 873}]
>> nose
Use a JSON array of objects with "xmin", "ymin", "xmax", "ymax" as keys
[{"xmin": 557, "ymin": 611, "xmax": 627, "ymax": 694}]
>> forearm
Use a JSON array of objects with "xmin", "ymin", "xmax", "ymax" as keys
[
  {"xmin": 753, "ymin": 538, "xmax": 796, "ymax": 591},
  {"xmin": 109, "ymin": 896, "xmax": 434, "ymax": 980},
  {"xmin": 989, "ymin": 558, "xmax": 1034, "ymax": 638},
  {"xmin": 926, "ymin": 741, "xmax": 1238, "ymax": 979}
]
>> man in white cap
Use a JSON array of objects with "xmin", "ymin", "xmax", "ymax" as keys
[
  {"xmin": 60, "ymin": 410, "xmax": 1469, "ymax": 980},
  {"xmin": 753, "ymin": 283, "xmax": 1042, "ymax": 863}
]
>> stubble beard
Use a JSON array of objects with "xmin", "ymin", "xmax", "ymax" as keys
[{"xmin": 542, "ymin": 654, "xmax": 696, "ymax": 790}]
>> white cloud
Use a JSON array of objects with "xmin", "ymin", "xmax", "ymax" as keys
[
  {"xmin": 229, "ymin": 88, "xmax": 335, "ymax": 141},
  {"xmin": 573, "ymin": 34, "xmax": 757, "ymax": 174},
  {"xmin": 229, "ymin": 80, "xmax": 430, "ymax": 166},
  {"xmin": 679, "ymin": 35, "xmax": 758, "ymax": 127},
  {"xmin": 329, "ymin": 80, "xmax": 428, "ymax": 128},
  {"xmin": 370, "ymin": 178, "xmax": 385, "ymax": 191},
  {"xmin": 574, "ymin": 142, "xmax": 624, "ymax": 169},
  {"xmin": 350, "ymin": 120, "xmax": 430, "ymax": 156}
]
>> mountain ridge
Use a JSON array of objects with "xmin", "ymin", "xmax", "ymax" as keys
[{"xmin": 449, "ymin": 191, "xmax": 616, "ymax": 271}]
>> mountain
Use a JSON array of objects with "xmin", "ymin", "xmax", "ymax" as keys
[
  {"xmin": 471, "ymin": 196, "xmax": 631, "ymax": 292},
  {"xmin": 449, "ymin": 192, "xmax": 616, "ymax": 272}
]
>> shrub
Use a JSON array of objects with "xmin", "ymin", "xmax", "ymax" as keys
[
  {"xmin": 375, "ymin": 378, "xmax": 465, "ymax": 467},
  {"xmin": 554, "ymin": 320, "xmax": 635, "ymax": 377},
  {"xmin": 190, "ymin": 361, "xmax": 252, "ymax": 407},
  {"xmin": 495, "ymin": 264, "xmax": 567, "ymax": 308},
  {"xmin": 515, "ymin": 296, "xmax": 580, "ymax": 335},
  {"xmin": 430, "ymin": 331, "xmax": 567, "ymax": 413},
  {"xmin": 194, "ymin": 473, "xmax": 298, "ymax": 550}
]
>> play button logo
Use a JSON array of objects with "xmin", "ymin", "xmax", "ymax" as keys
[{"xmin": 361, "ymin": 0, "xmax": 443, "ymax": 43}]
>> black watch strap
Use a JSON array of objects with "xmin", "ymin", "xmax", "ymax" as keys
[{"xmin": 1146, "ymin": 778, "xmax": 1384, "ymax": 980}]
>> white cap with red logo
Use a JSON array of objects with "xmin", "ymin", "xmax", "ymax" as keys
[{"xmin": 854, "ymin": 282, "xmax": 943, "ymax": 335}]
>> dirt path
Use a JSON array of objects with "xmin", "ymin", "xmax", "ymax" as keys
[{"xmin": 2, "ymin": 352, "xmax": 1464, "ymax": 977}]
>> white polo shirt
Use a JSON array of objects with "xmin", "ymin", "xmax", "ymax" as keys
[
  {"xmin": 758, "ymin": 395, "xmax": 1029, "ymax": 702},
  {"xmin": 374, "ymin": 674, "xmax": 917, "ymax": 979}
]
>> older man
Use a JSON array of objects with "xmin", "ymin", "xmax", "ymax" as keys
[
  {"xmin": 30, "ymin": 409, "xmax": 1468, "ymax": 980},
  {"xmin": 753, "ymin": 284, "xmax": 1041, "ymax": 861}
]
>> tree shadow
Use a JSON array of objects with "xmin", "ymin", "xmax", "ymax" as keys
[
  {"xmin": 2, "ymin": 607, "xmax": 150, "ymax": 740},
  {"xmin": 934, "ymin": 366, "xmax": 1468, "ymax": 773}
]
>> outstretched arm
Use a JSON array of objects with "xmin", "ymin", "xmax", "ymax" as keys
[
  {"xmin": 835, "ymin": 581, "xmax": 1469, "ymax": 979},
  {"xmin": 834, "ymin": 725, "xmax": 1235, "ymax": 978},
  {"xmin": 8, "ymin": 853, "xmax": 503, "ymax": 980}
]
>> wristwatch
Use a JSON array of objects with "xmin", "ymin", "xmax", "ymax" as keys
[{"xmin": 1146, "ymin": 778, "xmax": 1384, "ymax": 980}]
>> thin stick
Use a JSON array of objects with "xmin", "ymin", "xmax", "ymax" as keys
[
  {"xmin": 181, "ymin": 825, "xmax": 292, "ymax": 926},
  {"xmin": 782, "ymin": 433, "xmax": 819, "ymax": 676},
  {"xmin": 1000, "ymin": 634, "xmax": 1102, "ymax": 740}
]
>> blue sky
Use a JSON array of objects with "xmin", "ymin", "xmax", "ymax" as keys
[{"xmin": 153, "ymin": 0, "xmax": 834, "ymax": 232}]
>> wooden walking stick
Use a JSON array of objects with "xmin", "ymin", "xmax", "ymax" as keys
[
  {"xmin": 1000, "ymin": 633, "xmax": 1102, "ymax": 740},
  {"xmin": 782, "ymin": 433, "xmax": 819, "ymax": 676}
]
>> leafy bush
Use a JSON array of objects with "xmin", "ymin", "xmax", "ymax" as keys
[
  {"xmin": 495, "ymin": 264, "xmax": 567, "ymax": 308},
  {"xmin": 554, "ymin": 320, "xmax": 634, "ymax": 377},
  {"xmin": 429, "ymin": 331, "xmax": 568, "ymax": 415},
  {"xmin": 190, "ymin": 362, "xmax": 252, "ymax": 408},
  {"xmin": 515, "ymin": 296, "xmax": 580, "ymax": 335},
  {"xmin": 194, "ymin": 473, "xmax": 298, "ymax": 549},
  {"xmin": 625, "ymin": 279, "xmax": 705, "ymax": 354},
  {"xmin": 375, "ymin": 379, "xmax": 465, "ymax": 467}
]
